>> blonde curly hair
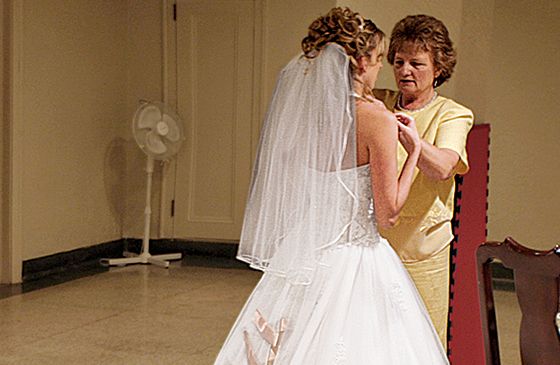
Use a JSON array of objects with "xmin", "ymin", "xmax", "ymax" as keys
[{"xmin": 301, "ymin": 7, "xmax": 385, "ymax": 77}]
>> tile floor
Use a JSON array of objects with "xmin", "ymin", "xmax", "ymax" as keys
[{"xmin": 0, "ymin": 259, "xmax": 521, "ymax": 365}]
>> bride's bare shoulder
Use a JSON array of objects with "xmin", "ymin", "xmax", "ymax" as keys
[{"xmin": 356, "ymin": 101, "xmax": 396, "ymax": 135}]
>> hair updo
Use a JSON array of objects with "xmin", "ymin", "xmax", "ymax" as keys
[{"xmin": 301, "ymin": 7, "xmax": 385, "ymax": 75}]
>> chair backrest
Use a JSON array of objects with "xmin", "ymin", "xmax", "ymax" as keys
[{"xmin": 476, "ymin": 237, "xmax": 560, "ymax": 365}]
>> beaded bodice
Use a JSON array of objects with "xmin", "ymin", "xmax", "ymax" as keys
[{"xmin": 330, "ymin": 164, "xmax": 381, "ymax": 248}]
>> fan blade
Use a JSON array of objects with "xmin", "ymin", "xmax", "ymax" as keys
[
  {"xmin": 162, "ymin": 114, "xmax": 181, "ymax": 142},
  {"xmin": 137, "ymin": 105, "xmax": 161, "ymax": 130},
  {"xmin": 145, "ymin": 131, "xmax": 168, "ymax": 154}
]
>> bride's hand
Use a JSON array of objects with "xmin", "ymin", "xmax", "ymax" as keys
[{"xmin": 395, "ymin": 112, "xmax": 421, "ymax": 156}]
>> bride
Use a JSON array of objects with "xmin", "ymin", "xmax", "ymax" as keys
[{"xmin": 214, "ymin": 7, "xmax": 449, "ymax": 364}]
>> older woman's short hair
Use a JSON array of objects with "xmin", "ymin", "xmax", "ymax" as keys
[{"xmin": 387, "ymin": 15, "xmax": 456, "ymax": 87}]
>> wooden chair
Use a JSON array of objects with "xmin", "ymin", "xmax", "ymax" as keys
[{"xmin": 476, "ymin": 237, "xmax": 560, "ymax": 365}]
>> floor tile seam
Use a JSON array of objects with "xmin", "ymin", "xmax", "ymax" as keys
[
  {"xmin": 1, "ymin": 340, "xmax": 46, "ymax": 354},
  {"xmin": 12, "ymin": 311, "xmax": 129, "ymax": 346},
  {"xmin": 185, "ymin": 342, "xmax": 221, "ymax": 357},
  {"xmin": 60, "ymin": 347, "xmax": 209, "ymax": 363},
  {"xmin": 0, "ymin": 335, "xmax": 45, "ymax": 354},
  {"xmin": 184, "ymin": 274, "xmax": 258, "ymax": 293},
  {"xmin": 9, "ymin": 297, "xmax": 183, "ymax": 312},
  {"xmin": 0, "ymin": 299, "xmax": 136, "ymax": 315},
  {"xmin": 0, "ymin": 342, "xmax": 199, "ymax": 362}
]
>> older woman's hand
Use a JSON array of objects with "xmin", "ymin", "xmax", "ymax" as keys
[{"xmin": 395, "ymin": 112, "xmax": 421, "ymax": 156}]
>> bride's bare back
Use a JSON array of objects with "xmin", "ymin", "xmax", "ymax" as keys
[{"xmin": 355, "ymin": 99, "xmax": 419, "ymax": 228}]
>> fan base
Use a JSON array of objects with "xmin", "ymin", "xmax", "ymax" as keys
[{"xmin": 100, "ymin": 252, "xmax": 182, "ymax": 268}]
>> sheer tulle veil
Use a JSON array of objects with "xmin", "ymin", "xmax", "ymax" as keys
[{"xmin": 237, "ymin": 44, "xmax": 361, "ymax": 284}]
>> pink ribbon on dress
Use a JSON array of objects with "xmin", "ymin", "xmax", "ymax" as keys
[{"xmin": 243, "ymin": 310, "xmax": 287, "ymax": 365}]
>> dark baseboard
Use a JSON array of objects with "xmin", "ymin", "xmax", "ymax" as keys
[
  {"xmin": 122, "ymin": 238, "xmax": 248, "ymax": 269},
  {"xmin": 22, "ymin": 238, "xmax": 244, "ymax": 284},
  {"xmin": 22, "ymin": 239, "xmax": 124, "ymax": 282},
  {"xmin": 122, "ymin": 238, "xmax": 239, "ymax": 258},
  {"xmin": 0, "ymin": 239, "xmax": 247, "ymax": 300}
]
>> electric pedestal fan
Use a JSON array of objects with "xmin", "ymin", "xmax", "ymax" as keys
[{"xmin": 101, "ymin": 100, "xmax": 185, "ymax": 268}]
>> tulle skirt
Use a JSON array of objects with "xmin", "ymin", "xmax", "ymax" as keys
[{"xmin": 214, "ymin": 239, "xmax": 449, "ymax": 364}]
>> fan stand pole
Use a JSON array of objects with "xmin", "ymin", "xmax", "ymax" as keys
[{"xmin": 100, "ymin": 156, "xmax": 182, "ymax": 268}]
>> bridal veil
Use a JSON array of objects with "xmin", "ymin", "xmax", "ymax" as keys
[{"xmin": 237, "ymin": 44, "xmax": 362, "ymax": 284}]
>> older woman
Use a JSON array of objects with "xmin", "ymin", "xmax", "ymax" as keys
[{"xmin": 374, "ymin": 15, "xmax": 474, "ymax": 348}]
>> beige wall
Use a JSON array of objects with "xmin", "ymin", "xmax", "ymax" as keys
[
  {"xmin": 484, "ymin": 0, "xmax": 560, "ymax": 249},
  {"xmin": 454, "ymin": 0, "xmax": 495, "ymax": 122},
  {"xmin": 260, "ymin": 0, "xmax": 335, "ymax": 106},
  {"xmin": 1, "ymin": 0, "xmax": 558, "ymax": 274},
  {"xmin": 1, "ymin": 1, "xmax": 6, "ymax": 283},
  {"xmin": 12, "ymin": 0, "xmax": 166, "ymax": 259},
  {"xmin": 122, "ymin": 0, "xmax": 164, "ymax": 239},
  {"xmin": 18, "ymin": 0, "xmax": 127, "ymax": 259}
]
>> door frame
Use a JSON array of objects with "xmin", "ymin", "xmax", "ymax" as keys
[
  {"xmin": 158, "ymin": 0, "xmax": 178, "ymax": 239},
  {"xmin": 159, "ymin": 0, "xmax": 265, "ymax": 240},
  {"xmin": 2, "ymin": 0, "xmax": 24, "ymax": 284}
]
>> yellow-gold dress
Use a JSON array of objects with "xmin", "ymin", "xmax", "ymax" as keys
[{"xmin": 374, "ymin": 88, "xmax": 474, "ymax": 346}]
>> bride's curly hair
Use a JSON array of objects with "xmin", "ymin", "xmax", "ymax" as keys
[{"xmin": 302, "ymin": 7, "xmax": 385, "ymax": 76}]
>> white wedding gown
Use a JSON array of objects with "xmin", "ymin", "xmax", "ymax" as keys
[{"xmin": 215, "ymin": 165, "xmax": 449, "ymax": 364}]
